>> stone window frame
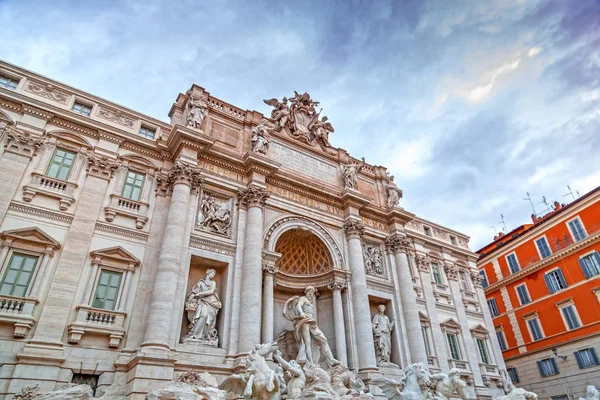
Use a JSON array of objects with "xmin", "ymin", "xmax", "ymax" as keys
[
  {"xmin": 578, "ymin": 250, "xmax": 600, "ymax": 279},
  {"xmin": 534, "ymin": 235, "xmax": 553, "ymax": 259},
  {"xmin": 495, "ymin": 327, "xmax": 508, "ymax": 351},
  {"xmin": 441, "ymin": 318, "xmax": 466, "ymax": 362},
  {"xmin": 555, "ymin": 298, "xmax": 582, "ymax": 331},
  {"xmin": 566, "ymin": 215, "xmax": 587, "ymax": 242},
  {"xmin": 514, "ymin": 283, "xmax": 531, "ymax": 306},
  {"xmin": 419, "ymin": 312, "xmax": 436, "ymax": 361},
  {"xmin": 506, "ymin": 252, "xmax": 520, "ymax": 274},
  {"xmin": 471, "ymin": 324, "xmax": 496, "ymax": 366},
  {"xmin": 522, "ymin": 311, "xmax": 545, "ymax": 342},
  {"xmin": 0, "ymin": 70, "xmax": 23, "ymax": 90},
  {"xmin": 136, "ymin": 121, "xmax": 161, "ymax": 141},
  {"xmin": 70, "ymin": 99, "xmax": 95, "ymax": 117}
]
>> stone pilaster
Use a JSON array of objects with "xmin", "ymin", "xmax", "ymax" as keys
[
  {"xmin": 343, "ymin": 219, "xmax": 378, "ymax": 373},
  {"xmin": 327, "ymin": 280, "xmax": 348, "ymax": 367},
  {"xmin": 237, "ymin": 185, "xmax": 270, "ymax": 354}
]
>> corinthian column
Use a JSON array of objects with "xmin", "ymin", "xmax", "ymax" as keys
[
  {"xmin": 237, "ymin": 185, "xmax": 270, "ymax": 354},
  {"xmin": 385, "ymin": 234, "xmax": 428, "ymax": 365},
  {"xmin": 142, "ymin": 161, "xmax": 202, "ymax": 350},
  {"xmin": 343, "ymin": 219, "xmax": 378, "ymax": 373},
  {"xmin": 327, "ymin": 280, "xmax": 348, "ymax": 367},
  {"xmin": 262, "ymin": 264, "xmax": 278, "ymax": 344}
]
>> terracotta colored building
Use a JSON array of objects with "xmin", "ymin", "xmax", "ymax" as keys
[{"xmin": 477, "ymin": 187, "xmax": 600, "ymax": 399}]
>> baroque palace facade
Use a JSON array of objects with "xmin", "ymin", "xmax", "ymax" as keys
[{"xmin": 0, "ymin": 61, "xmax": 505, "ymax": 399}]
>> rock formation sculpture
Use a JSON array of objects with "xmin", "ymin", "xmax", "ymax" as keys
[{"xmin": 185, "ymin": 269, "xmax": 222, "ymax": 344}]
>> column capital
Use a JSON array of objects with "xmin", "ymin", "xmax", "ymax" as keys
[
  {"xmin": 415, "ymin": 254, "xmax": 432, "ymax": 272},
  {"xmin": 155, "ymin": 173, "xmax": 173, "ymax": 197},
  {"xmin": 85, "ymin": 152, "xmax": 120, "ymax": 180},
  {"xmin": 167, "ymin": 160, "xmax": 203, "ymax": 189},
  {"xmin": 470, "ymin": 271, "xmax": 485, "ymax": 288},
  {"xmin": 3, "ymin": 125, "xmax": 45, "ymax": 158},
  {"xmin": 384, "ymin": 234, "xmax": 413, "ymax": 255},
  {"xmin": 443, "ymin": 262, "xmax": 459, "ymax": 281},
  {"xmin": 262, "ymin": 264, "xmax": 279, "ymax": 276},
  {"xmin": 237, "ymin": 184, "xmax": 270, "ymax": 209},
  {"xmin": 327, "ymin": 280, "xmax": 347, "ymax": 292},
  {"xmin": 343, "ymin": 219, "xmax": 365, "ymax": 238}
]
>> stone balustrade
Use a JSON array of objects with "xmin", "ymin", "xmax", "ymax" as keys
[
  {"xmin": 22, "ymin": 172, "xmax": 77, "ymax": 210},
  {"xmin": 104, "ymin": 194, "xmax": 149, "ymax": 229},
  {"xmin": 0, "ymin": 295, "xmax": 37, "ymax": 337},
  {"xmin": 68, "ymin": 305, "xmax": 126, "ymax": 348}
]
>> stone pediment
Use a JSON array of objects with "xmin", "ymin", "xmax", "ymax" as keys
[
  {"xmin": 418, "ymin": 311, "xmax": 430, "ymax": 323},
  {"xmin": 119, "ymin": 153, "xmax": 158, "ymax": 170},
  {"xmin": 1, "ymin": 227, "xmax": 61, "ymax": 249},
  {"xmin": 90, "ymin": 246, "xmax": 140, "ymax": 267},
  {"xmin": 470, "ymin": 324, "xmax": 490, "ymax": 335},
  {"xmin": 440, "ymin": 318, "xmax": 461, "ymax": 330}
]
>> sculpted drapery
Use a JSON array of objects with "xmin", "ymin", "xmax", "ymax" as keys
[{"xmin": 186, "ymin": 269, "xmax": 222, "ymax": 341}]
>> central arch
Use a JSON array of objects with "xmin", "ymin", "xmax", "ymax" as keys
[{"xmin": 275, "ymin": 228, "xmax": 333, "ymax": 276}]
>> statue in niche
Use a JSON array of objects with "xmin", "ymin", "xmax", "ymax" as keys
[
  {"xmin": 197, "ymin": 194, "xmax": 232, "ymax": 234},
  {"xmin": 384, "ymin": 177, "xmax": 403, "ymax": 209},
  {"xmin": 372, "ymin": 304, "xmax": 395, "ymax": 366},
  {"xmin": 283, "ymin": 286, "xmax": 340, "ymax": 367},
  {"xmin": 185, "ymin": 269, "xmax": 222, "ymax": 344},
  {"xmin": 186, "ymin": 95, "xmax": 208, "ymax": 130},
  {"xmin": 251, "ymin": 119, "xmax": 271, "ymax": 155},
  {"xmin": 364, "ymin": 246, "xmax": 384, "ymax": 276},
  {"xmin": 427, "ymin": 369, "xmax": 467, "ymax": 400},
  {"xmin": 341, "ymin": 157, "xmax": 365, "ymax": 190}
]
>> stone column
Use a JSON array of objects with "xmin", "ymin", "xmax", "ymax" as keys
[
  {"xmin": 142, "ymin": 161, "xmax": 202, "ymax": 350},
  {"xmin": 385, "ymin": 234, "xmax": 428, "ymax": 365},
  {"xmin": 261, "ymin": 264, "xmax": 278, "ymax": 344},
  {"xmin": 343, "ymin": 219, "xmax": 378, "ymax": 373},
  {"xmin": 328, "ymin": 280, "xmax": 348, "ymax": 367},
  {"xmin": 237, "ymin": 185, "xmax": 270, "ymax": 354}
]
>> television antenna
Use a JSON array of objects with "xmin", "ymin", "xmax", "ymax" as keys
[
  {"xmin": 541, "ymin": 196, "xmax": 551, "ymax": 212},
  {"xmin": 490, "ymin": 225, "xmax": 498, "ymax": 236},
  {"xmin": 523, "ymin": 192, "xmax": 536, "ymax": 215},
  {"xmin": 498, "ymin": 214, "xmax": 507, "ymax": 233}
]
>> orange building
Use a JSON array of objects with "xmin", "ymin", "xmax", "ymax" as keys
[{"xmin": 477, "ymin": 186, "xmax": 600, "ymax": 400}]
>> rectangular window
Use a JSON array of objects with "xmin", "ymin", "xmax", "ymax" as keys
[
  {"xmin": 507, "ymin": 367, "xmax": 519, "ymax": 383},
  {"xmin": 568, "ymin": 218, "xmax": 587, "ymax": 242},
  {"xmin": 477, "ymin": 338, "xmax": 490, "ymax": 364},
  {"xmin": 424, "ymin": 226, "xmax": 432, "ymax": 236},
  {"xmin": 458, "ymin": 270, "xmax": 471, "ymax": 291},
  {"xmin": 535, "ymin": 237, "xmax": 552, "ymax": 259},
  {"xmin": 507, "ymin": 253, "xmax": 520, "ymax": 274},
  {"xmin": 447, "ymin": 333, "xmax": 461, "ymax": 360},
  {"xmin": 560, "ymin": 305, "xmax": 581, "ymax": 330},
  {"xmin": 527, "ymin": 318, "xmax": 544, "ymax": 341},
  {"xmin": 496, "ymin": 331, "xmax": 507, "ymax": 351},
  {"xmin": 450, "ymin": 236, "xmax": 457, "ymax": 245},
  {"xmin": 579, "ymin": 252, "xmax": 600, "ymax": 279},
  {"xmin": 92, "ymin": 270, "xmax": 122, "ymax": 311},
  {"xmin": 72, "ymin": 102, "xmax": 92, "ymax": 116},
  {"xmin": 487, "ymin": 298, "xmax": 500, "ymax": 317},
  {"xmin": 537, "ymin": 357, "xmax": 559, "ymax": 377},
  {"xmin": 544, "ymin": 269, "xmax": 568, "ymax": 293},
  {"xmin": 0, "ymin": 75, "xmax": 19, "ymax": 89},
  {"xmin": 139, "ymin": 126, "xmax": 155, "ymax": 139},
  {"xmin": 574, "ymin": 348, "xmax": 600, "ymax": 369},
  {"xmin": 46, "ymin": 148, "xmax": 76, "ymax": 181},
  {"xmin": 516, "ymin": 284, "xmax": 531, "ymax": 305},
  {"xmin": 422, "ymin": 327, "xmax": 432, "ymax": 356},
  {"xmin": 431, "ymin": 263, "xmax": 443, "ymax": 284},
  {"xmin": 122, "ymin": 170, "xmax": 145, "ymax": 201},
  {"xmin": 480, "ymin": 270, "xmax": 489, "ymax": 288},
  {"xmin": 0, "ymin": 253, "xmax": 38, "ymax": 297}
]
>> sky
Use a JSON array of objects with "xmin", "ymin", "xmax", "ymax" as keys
[{"xmin": 0, "ymin": 0, "xmax": 599, "ymax": 250}]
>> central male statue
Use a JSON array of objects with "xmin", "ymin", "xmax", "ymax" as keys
[{"xmin": 283, "ymin": 286, "xmax": 340, "ymax": 367}]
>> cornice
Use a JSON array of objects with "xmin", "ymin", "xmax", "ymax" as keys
[
  {"xmin": 163, "ymin": 125, "xmax": 215, "ymax": 157},
  {"xmin": 189, "ymin": 234, "xmax": 237, "ymax": 257},
  {"xmin": 8, "ymin": 201, "xmax": 74, "ymax": 224},
  {"xmin": 22, "ymin": 104, "xmax": 54, "ymax": 120},
  {"xmin": 95, "ymin": 222, "xmax": 149, "ymax": 242},
  {"xmin": 49, "ymin": 116, "xmax": 100, "ymax": 138},
  {"xmin": 0, "ymin": 97, "xmax": 23, "ymax": 113}
]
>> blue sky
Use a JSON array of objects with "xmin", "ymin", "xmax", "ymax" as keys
[{"xmin": 1, "ymin": 0, "xmax": 599, "ymax": 249}]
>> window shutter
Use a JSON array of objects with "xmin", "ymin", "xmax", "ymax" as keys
[
  {"xmin": 551, "ymin": 358, "xmax": 559, "ymax": 374},
  {"xmin": 579, "ymin": 258, "xmax": 592, "ymax": 279},
  {"xmin": 557, "ymin": 269, "xmax": 568, "ymax": 288},
  {"xmin": 574, "ymin": 350, "xmax": 583, "ymax": 368},
  {"xmin": 537, "ymin": 361, "xmax": 545, "ymax": 376},
  {"xmin": 592, "ymin": 348, "xmax": 600, "ymax": 365},
  {"xmin": 594, "ymin": 252, "xmax": 600, "ymax": 272},
  {"xmin": 514, "ymin": 368, "xmax": 519, "ymax": 383},
  {"xmin": 544, "ymin": 273, "xmax": 556, "ymax": 294}
]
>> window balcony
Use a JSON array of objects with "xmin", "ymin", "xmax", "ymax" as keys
[
  {"xmin": 449, "ymin": 359, "xmax": 471, "ymax": 372},
  {"xmin": 68, "ymin": 305, "xmax": 126, "ymax": 348},
  {"xmin": 104, "ymin": 194, "xmax": 149, "ymax": 229},
  {"xmin": 427, "ymin": 355, "xmax": 440, "ymax": 370},
  {"xmin": 22, "ymin": 172, "xmax": 76, "ymax": 210},
  {"xmin": 0, "ymin": 295, "xmax": 37, "ymax": 338}
]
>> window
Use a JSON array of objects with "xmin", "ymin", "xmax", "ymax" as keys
[
  {"xmin": 424, "ymin": 226, "xmax": 432, "ymax": 236},
  {"xmin": 458, "ymin": 270, "xmax": 471, "ymax": 291},
  {"xmin": 535, "ymin": 237, "xmax": 552, "ymax": 259},
  {"xmin": 139, "ymin": 126, "xmax": 155, "ymax": 139},
  {"xmin": 92, "ymin": 270, "xmax": 123, "ymax": 310},
  {"xmin": 559, "ymin": 304, "xmax": 581, "ymax": 330},
  {"xmin": 0, "ymin": 75, "xmax": 19, "ymax": 89},
  {"xmin": 579, "ymin": 252, "xmax": 600, "ymax": 279},
  {"xmin": 72, "ymin": 102, "xmax": 92, "ymax": 116},
  {"xmin": 71, "ymin": 374, "xmax": 99, "ymax": 396},
  {"xmin": 477, "ymin": 338, "xmax": 490, "ymax": 364},
  {"xmin": 544, "ymin": 269, "xmax": 568, "ymax": 293},
  {"xmin": 480, "ymin": 270, "xmax": 489, "ymax": 288},
  {"xmin": 496, "ymin": 331, "xmax": 507, "ymax": 351},
  {"xmin": 574, "ymin": 348, "xmax": 600, "ymax": 369},
  {"xmin": 431, "ymin": 263, "xmax": 443, "ymax": 284},
  {"xmin": 527, "ymin": 318, "xmax": 544, "ymax": 341},
  {"xmin": 0, "ymin": 253, "xmax": 38, "ymax": 297},
  {"xmin": 487, "ymin": 298, "xmax": 500, "ymax": 317},
  {"xmin": 450, "ymin": 236, "xmax": 457, "ymax": 245},
  {"xmin": 507, "ymin": 367, "xmax": 519, "ymax": 383},
  {"xmin": 515, "ymin": 284, "xmax": 531, "ymax": 305},
  {"xmin": 507, "ymin": 253, "xmax": 520, "ymax": 274},
  {"xmin": 447, "ymin": 333, "xmax": 461, "ymax": 359},
  {"xmin": 422, "ymin": 327, "xmax": 432, "ymax": 356},
  {"xmin": 537, "ymin": 357, "xmax": 559, "ymax": 377},
  {"xmin": 46, "ymin": 148, "xmax": 76, "ymax": 180},
  {"xmin": 568, "ymin": 217, "xmax": 587, "ymax": 242},
  {"xmin": 122, "ymin": 170, "xmax": 145, "ymax": 201}
]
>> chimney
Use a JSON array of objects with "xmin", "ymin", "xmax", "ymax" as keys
[
  {"xmin": 554, "ymin": 201, "xmax": 561, "ymax": 210},
  {"xmin": 531, "ymin": 214, "xmax": 538, "ymax": 223}
]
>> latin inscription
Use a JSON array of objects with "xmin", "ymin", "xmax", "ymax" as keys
[
  {"xmin": 361, "ymin": 217, "xmax": 388, "ymax": 232},
  {"xmin": 269, "ymin": 142, "xmax": 339, "ymax": 185},
  {"xmin": 267, "ymin": 184, "xmax": 344, "ymax": 216},
  {"xmin": 200, "ymin": 161, "xmax": 248, "ymax": 184}
]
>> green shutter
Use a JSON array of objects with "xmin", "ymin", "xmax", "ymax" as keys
[
  {"xmin": 92, "ymin": 270, "xmax": 122, "ymax": 310},
  {"xmin": 46, "ymin": 149, "xmax": 76, "ymax": 180},
  {"xmin": 122, "ymin": 170, "xmax": 145, "ymax": 201},
  {"xmin": 0, "ymin": 253, "xmax": 38, "ymax": 297}
]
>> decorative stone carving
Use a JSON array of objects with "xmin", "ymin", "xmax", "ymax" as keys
[
  {"xmin": 86, "ymin": 152, "xmax": 119, "ymax": 180},
  {"xmin": 14, "ymin": 386, "xmax": 40, "ymax": 400},
  {"xmin": 237, "ymin": 185, "xmax": 270, "ymax": 208},
  {"xmin": 148, "ymin": 378, "xmax": 226, "ymax": 400},
  {"xmin": 471, "ymin": 271, "xmax": 485, "ymax": 288},
  {"xmin": 251, "ymin": 119, "xmax": 271, "ymax": 155},
  {"xmin": 443, "ymin": 263, "xmax": 459, "ymax": 281},
  {"xmin": 364, "ymin": 245, "xmax": 384, "ymax": 276},
  {"xmin": 196, "ymin": 194, "xmax": 232, "ymax": 234},
  {"xmin": 579, "ymin": 385, "xmax": 599, "ymax": 400},
  {"xmin": 98, "ymin": 107, "xmax": 135, "ymax": 128},
  {"xmin": 30, "ymin": 384, "xmax": 93, "ymax": 400},
  {"xmin": 372, "ymin": 304, "xmax": 395, "ymax": 366},
  {"xmin": 263, "ymin": 97, "xmax": 291, "ymax": 130},
  {"xmin": 186, "ymin": 95, "xmax": 208, "ymax": 130},
  {"xmin": 341, "ymin": 158, "xmax": 365, "ymax": 190},
  {"xmin": 154, "ymin": 173, "xmax": 172, "ymax": 197},
  {"xmin": 274, "ymin": 349, "xmax": 306, "ymax": 399},
  {"xmin": 384, "ymin": 179, "xmax": 403, "ymax": 209},
  {"xmin": 184, "ymin": 269, "xmax": 222, "ymax": 346},
  {"xmin": 283, "ymin": 286, "xmax": 340, "ymax": 367},
  {"xmin": 263, "ymin": 264, "xmax": 279, "ymax": 276},
  {"xmin": 177, "ymin": 371, "xmax": 219, "ymax": 388},
  {"xmin": 428, "ymin": 369, "xmax": 467, "ymax": 400},
  {"xmin": 167, "ymin": 160, "xmax": 203, "ymax": 189},
  {"xmin": 496, "ymin": 373, "xmax": 538, "ymax": 400},
  {"xmin": 4, "ymin": 126, "xmax": 44, "ymax": 158},
  {"xmin": 26, "ymin": 82, "xmax": 68, "ymax": 103},
  {"xmin": 372, "ymin": 363, "xmax": 432, "ymax": 400},
  {"xmin": 327, "ymin": 280, "xmax": 347, "ymax": 292},
  {"xmin": 343, "ymin": 219, "xmax": 365, "ymax": 237},
  {"xmin": 416, "ymin": 255, "xmax": 432, "ymax": 272}
]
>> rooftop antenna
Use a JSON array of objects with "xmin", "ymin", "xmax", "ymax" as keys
[
  {"xmin": 498, "ymin": 214, "xmax": 507, "ymax": 233},
  {"xmin": 490, "ymin": 225, "xmax": 498, "ymax": 236},
  {"xmin": 563, "ymin": 185, "xmax": 576, "ymax": 201},
  {"xmin": 541, "ymin": 196, "xmax": 551, "ymax": 212},
  {"xmin": 523, "ymin": 192, "xmax": 536, "ymax": 215}
]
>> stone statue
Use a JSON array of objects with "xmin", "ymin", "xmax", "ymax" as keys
[
  {"xmin": 310, "ymin": 116, "xmax": 334, "ymax": 147},
  {"xmin": 364, "ymin": 246, "xmax": 384, "ymax": 276},
  {"xmin": 187, "ymin": 96, "xmax": 208, "ymax": 130},
  {"xmin": 372, "ymin": 304, "xmax": 395, "ymax": 365},
  {"xmin": 251, "ymin": 119, "xmax": 271, "ymax": 155},
  {"xmin": 274, "ymin": 349, "xmax": 306, "ymax": 399},
  {"xmin": 185, "ymin": 269, "xmax": 222, "ymax": 344},
  {"xmin": 197, "ymin": 195, "xmax": 232, "ymax": 234},
  {"xmin": 330, "ymin": 365, "xmax": 370, "ymax": 398},
  {"xmin": 427, "ymin": 369, "xmax": 467, "ymax": 400},
  {"xmin": 263, "ymin": 97, "xmax": 290, "ymax": 129},
  {"xmin": 341, "ymin": 157, "xmax": 365, "ymax": 190},
  {"xmin": 283, "ymin": 286, "xmax": 340, "ymax": 367},
  {"xmin": 495, "ymin": 372, "xmax": 538, "ymax": 400},
  {"xmin": 384, "ymin": 180, "xmax": 403, "ymax": 209},
  {"xmin": 372, "ymin": 363, "xmax": 431, "ymax": 400},
  {"xmin": 580, "ymin": 385, "xmax": 599, "ymax": 400}
]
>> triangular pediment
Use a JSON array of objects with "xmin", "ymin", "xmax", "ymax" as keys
[
  {"xmin": 90, "ymin": 246, "xmax": 140, "ymax": 266},
  {"xmin": 440, "ymin": 318, "xmax": 461, "ymax": 329},
  {"xmin": 418, "ymin": 311, "xmax": 430, "ymax": 323},
  {"xmin": 470, "ymin": 324, "xmax": 490, "ymax": 335},
  {"xmin": 119, "ymin": 153, "xmax": 158, "ymax": 170},
  {"xmin": 1, "ymin": 227, "xmax": 61, "ymax": 249}
]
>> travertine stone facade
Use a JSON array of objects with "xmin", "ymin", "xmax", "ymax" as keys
[{"xmin": 0, "ymin": 61, "xmax": 505, "ymax": 399}]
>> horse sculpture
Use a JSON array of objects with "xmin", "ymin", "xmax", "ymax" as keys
[{"xmin": 372, "ymin": 363, "xmax": 431, "ymax": 400}]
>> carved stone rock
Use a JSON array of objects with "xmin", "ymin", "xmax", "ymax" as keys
[
  {"xmin": 146, "ymin": 382, "xmax": 225, "ymax": 400},
  {"xmin": 32, "ymin": 384, "xmax": 93, "ymax": 400}
]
